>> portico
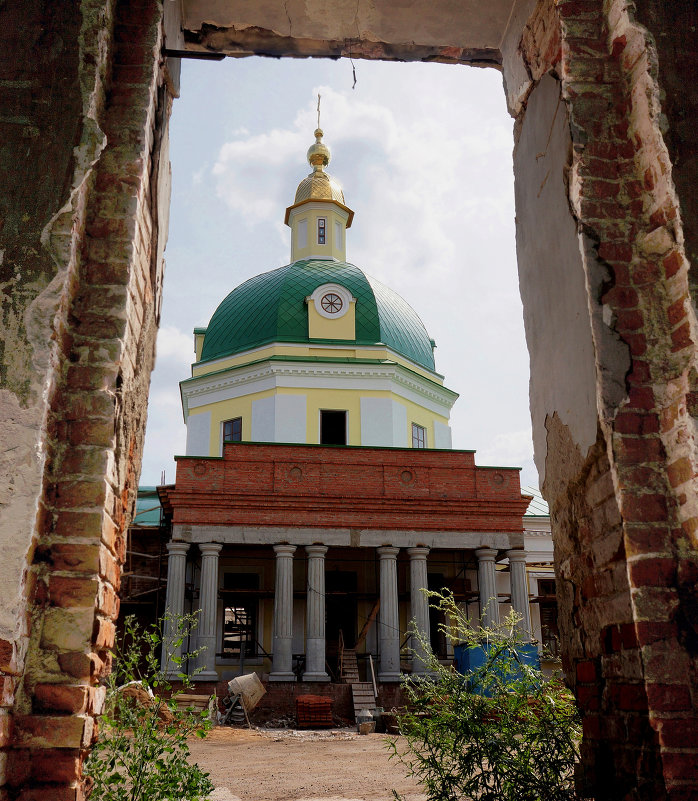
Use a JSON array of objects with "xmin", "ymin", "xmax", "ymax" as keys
[{"xmin": 158, "ymin": 441, "xmax": 532, "ymax": 683}]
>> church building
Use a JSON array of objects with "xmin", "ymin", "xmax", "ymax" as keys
[{"xmin": 157, "ymin": 128, "xmax": 532, "ymax": 687}]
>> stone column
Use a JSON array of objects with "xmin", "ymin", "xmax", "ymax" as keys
[
  {"xmin": 506, "ymin": 549, "xmax": 532, "ymax": 638},
  {"xmin": 378, "ymin": 546, "xmax": 401, "ymax": 682},
  {"xmin": 407, "ymin": 547, "xmax": 431, "ymax": 675},
  {"xmin": 270, "ymin": 544, "xmax": 296, "ymax": 681},
  {"xmin": 475, "ymin": 548, "xmax": 500, "ymax": 629},
  {"xmin": 303, "ymin": 544, "xmax": 329, "ymax": 681},
  {"xmin": 162, "ymin": 541, "xmax": 190, "ymax": 675},
  {"xmin": 196, "ymin": 542, "xmax": 222, "ymax": 680}
]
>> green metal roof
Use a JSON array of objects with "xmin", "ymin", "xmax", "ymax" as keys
[
  {"xmin": 199, "ymin": 259, "xmax": 436, "ymax": 371},
  {"xmin": 133, "ymin": 487, "xmax": 162, "ymax": 527}
]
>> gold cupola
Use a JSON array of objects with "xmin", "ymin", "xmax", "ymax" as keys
[{"xmin": 285, "ymin": 128, "xmax": 354, "ymax": 263}]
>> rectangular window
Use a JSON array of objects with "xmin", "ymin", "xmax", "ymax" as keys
[
  {"xmin": 221, "ymin": 573, "xmax": 259, "ymax": 658},
  {"xmin": 412, "ymin": 423, "xmax": 426, "ymax": 448},
  {"xmin": 320, "ymin": 410, "xmax": 347, "ymax": 445},
  {"xmin": 317, "ymin": 217, "xmax": 326, "ymax": 244},
  {"xmin": 223, "ymin": 417, "xmax": 242, "ymax": 443}
]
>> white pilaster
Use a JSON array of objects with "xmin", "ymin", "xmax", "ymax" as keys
[
  {"xmin": 303, "ymin": 544, "xmax": 329, "ymax": 681},
  {"xmin": 162, "ymin": 541, "xmax": 190, "ymax": 676},
  {"xmin": 407, "ymin": 547, "xmax": 431, "ymax": 675},
  {"xmin": 196, "ymin": 542, "xmax": 222, "ymax": 680},
  {"xmin": 506, "ymin": 549, "xmax": 532, "ymax": 638},
  {"xmin": 475, "ymin": 548, "xmax": 500, "ymax": 629},
  {"xmin": 270, "ymin": 544, "xmax": 297, "ymax": 681},
  {"xmin": 378, "ymin": 546, "xmax": 401, "ymax": 682}
]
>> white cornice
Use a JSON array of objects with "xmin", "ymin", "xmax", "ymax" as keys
[{"xmin": 181, "ymin": 359, "xmax": 458, "ymax": 419}]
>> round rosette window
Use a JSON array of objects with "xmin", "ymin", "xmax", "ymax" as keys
[
  {"xmin": 321, "ymin": 292, "xmax": 343, "ymax": 314},
  {"xmin": 308, "ymin": 283, "xmax": 354, "ymax": 320}
]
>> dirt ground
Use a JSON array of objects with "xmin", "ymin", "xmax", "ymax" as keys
[{"xmin": 188, "ymin": 726, "xmax": 426, "ymax": 801}]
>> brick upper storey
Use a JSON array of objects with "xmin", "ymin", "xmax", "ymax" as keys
[{"xmin": 160, "ymin": 442, "xmax": 531, "ymax": 532}]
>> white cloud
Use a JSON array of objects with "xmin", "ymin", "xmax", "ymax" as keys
[
  {"xmin": 155, "ymin": 324, "xmax": 195, "ymax": 365},
  {"xmin": 477, "ymin": 429, "xmax": 535, "ymax": 467}
]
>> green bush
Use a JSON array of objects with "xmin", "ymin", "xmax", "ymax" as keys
[
  {"xmin": 85, "ymin": 614, "xmax": 214, "ymax": 801},
  {"xmin": 388, "ymin": 593, "xmax": 580, "ymax": 801}
]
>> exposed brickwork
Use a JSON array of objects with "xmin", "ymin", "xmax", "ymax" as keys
[
  {"xmin": 0, "ymin": 0, "xmax": 171, "ymax": 796},
  {"xmin": 547, "ymin": 0, "xmax": 698, "ymax": 797},
  {"xmin": 164, "ymin": 443, "xmax": 530, "ymax": 533},
  {"xmin": 184, "ymin": 680, "xmax": 406, "ymax": 726},
  {"xmin": 1, "ymin": 0, "xmax": 697, "ymax": 798}
]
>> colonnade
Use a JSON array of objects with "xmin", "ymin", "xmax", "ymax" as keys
[{"xmin": 163, "ymin": 541, "xmax": 532, "ymax": 680}]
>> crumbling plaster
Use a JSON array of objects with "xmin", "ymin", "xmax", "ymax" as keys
[
  {"xmin": 0, "ymin": 0, "xmax": 112, "ymax": 646},
  {"xmin": 514, "ymin": 74, "xmax": 601, "ymax": 488}
]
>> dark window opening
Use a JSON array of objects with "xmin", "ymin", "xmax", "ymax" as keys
[
  {"xmin": 320, "ymin": 410, "xmax": 346, "ymax": 445},
  {"xmin": 221, "ymin": 573, "xmax": 259, "ymax": 658},
  {"xmin": 317, "ymin": 217, "xmax": 326, "ymax": 244},
  {"xmin": 223, "ymin": 417, "xmax": 242, "ymax": 442},
  {"xmin": 326, "ymin": 570, "xmax": 357, "ymax": 648}
]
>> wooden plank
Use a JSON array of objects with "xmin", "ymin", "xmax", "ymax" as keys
[{"xmin": 355, "ymin": 600, "xmax": 380, "ymax": 648}]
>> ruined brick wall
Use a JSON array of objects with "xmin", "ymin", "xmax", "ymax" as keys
[
  {"xmin": 509, "ymin": 0, "xmax": 698, "ymax": 798},
  {"xmin": 0, "ymin": 0, "xmax": 171, "ymax": 796},
  {"xmin": 1, "ymin": 0, "xmax": 697, "ymax": 798}
]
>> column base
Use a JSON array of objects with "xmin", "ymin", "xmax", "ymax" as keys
[
  {"xmin": 378, "ymin": 672, "xmax": 402, "ymax": 683},
  {"xmin": 302, "ymin": 672, "xmax": 330, "ymax": 682},
  {"xmin": 268, "ymin": 672, "xmax": 296, "ymax": 682}
]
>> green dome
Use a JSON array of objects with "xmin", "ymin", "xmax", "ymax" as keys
[{"xmin": 200, "ymin": 259, "xmax": 436, "ymax": 371}]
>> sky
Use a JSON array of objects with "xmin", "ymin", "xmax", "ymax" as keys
[{"xmin": 139, "ymin": 56, "xmax": 539, "ymax": 492}]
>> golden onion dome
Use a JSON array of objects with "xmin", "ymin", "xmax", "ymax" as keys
[{"xmin": 294, "ymin": 128, "xmax": 346, "ymax": 205}]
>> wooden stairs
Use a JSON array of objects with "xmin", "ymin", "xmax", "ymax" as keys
[
  {"xmin": 340, "ymin": 647, "xmax": 360, "ymax": 683},
  {"xmin": 339, "ymin": 643, "xmax": 378, "ymax": 722},
  {"xmin": 351, "ymin": 682, "xmax": 377, "ymax": 719}
]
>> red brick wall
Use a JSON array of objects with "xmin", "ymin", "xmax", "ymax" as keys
[
  {"xmin": 550, "ymin": 1, "xmax": 698, "ymax": 798},
  {"xmin": 166, "ymin": 443, "xmax": 530, "ymax": 532},
  {"xmin": 188, "ymin": 679, "xmax": 406, "ymax": 726}
]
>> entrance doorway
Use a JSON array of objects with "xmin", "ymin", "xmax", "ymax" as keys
[{"xmin": 325, "ymin": 570, "xmax": 358, "ymax": 648}]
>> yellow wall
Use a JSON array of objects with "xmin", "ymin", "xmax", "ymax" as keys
[
  {"xmin": 191, "ymin": 342, "xmax": 444, "ymax": 385},
  {"xmin": 307, "ymin": 299, "xmax": 356, "ymax": 340},
  {"xmin": 288, "ymin": 203, "xmax": 349, "ymax": 262},
  {"xmin": 187, "ymin": 384, "xmax": 449, "ymax": 453}
]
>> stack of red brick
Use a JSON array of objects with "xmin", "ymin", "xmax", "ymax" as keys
[{"xmin": 296, "ymin": 695, "xmax": 333, "ymax": 728}]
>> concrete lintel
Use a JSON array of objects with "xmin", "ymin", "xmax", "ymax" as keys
[{"xmin": 173, "ymin": 524, "xmax": 523, "ymax": 551}]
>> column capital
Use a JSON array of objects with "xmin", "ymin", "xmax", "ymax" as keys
[
  {"xmin": 505, "ymin": 549, "xmax": 528, "ymax": 564},
  {"xmin": 407, "ymin": 546, "xmax": 430, "ymax": 559},
  {"xmin": 305, "ymin": 544, "xmax": 328, "ymax": 557},
  {"xmin": 199, "ymin": 542, "xmax": 222, "ymax": 556},
  {"xmin": 167, "ymin": 541, "xmax": 190, "ymax": 556},
  {"xmin": 273, "ymin": 543, "xmax": 297, "ymax": 556},
  {"xmin": 377, "ymin": 545, "xmax": 399, "ymax": 558},
  {"xmin": 475, "ymin": 547, "xmax": 498, "ymax": 562}
]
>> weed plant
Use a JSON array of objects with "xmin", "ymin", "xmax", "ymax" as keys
[
  {"xmin": 388, "ymin": 592, "xmax": 580, "ymax": 801},
  {"xmin": 85, "ymin": 613, "xmax": 213, "ymax": 801}
]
